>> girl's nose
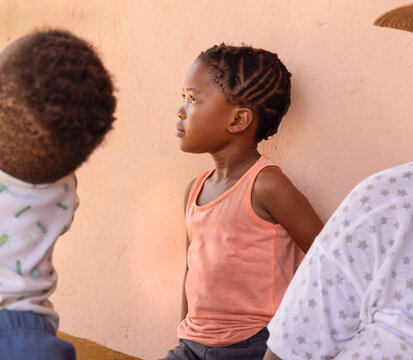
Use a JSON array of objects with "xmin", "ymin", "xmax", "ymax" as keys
[{"xmin": 176, "ymin": 105, "xmax": 186, "ymax": 119}]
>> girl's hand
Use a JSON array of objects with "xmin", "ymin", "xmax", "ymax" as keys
[{"xmin": 263, "ymin": 348, "xmax": 282, "ymax": 360}]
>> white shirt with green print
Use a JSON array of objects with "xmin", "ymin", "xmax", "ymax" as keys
[{"xmin": 0, "ymin": 169, "xmax": 78, "ymax": 329}]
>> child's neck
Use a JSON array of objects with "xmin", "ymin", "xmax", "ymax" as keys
[{"xmin": 211, "ymin": 147, "xmax": 261, "ymax": 180}]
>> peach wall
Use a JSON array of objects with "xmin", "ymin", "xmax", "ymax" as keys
[{"xmin": 1, "ymin": 1, "xmax": 412, "ymax": 359}]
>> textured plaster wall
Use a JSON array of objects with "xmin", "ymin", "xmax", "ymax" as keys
[{"xmin": 0, "ymin": 1, "xmax": 412, "ymax": 359}]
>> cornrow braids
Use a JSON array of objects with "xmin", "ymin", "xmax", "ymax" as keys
[{"xmin": 197, "ymin": 43, "xmax": 291, "ymax": 143}]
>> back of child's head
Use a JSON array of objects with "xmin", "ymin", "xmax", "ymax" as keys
[
  {"xmin": 0, "ymin": 29, "xmax": 116, "ymax": 184},
  {"xmin": 197, "ymin": 44, "xmax": 291, "ymax": 143}
]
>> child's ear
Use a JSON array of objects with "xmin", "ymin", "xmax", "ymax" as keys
[{"xmin": 228, "ymin": 108, "xmax": 254, "ymax": 133}]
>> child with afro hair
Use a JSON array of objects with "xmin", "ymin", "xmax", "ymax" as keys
[{"xmin": 0, "ymin": 29, "xmax": 116, "ymax": 360}]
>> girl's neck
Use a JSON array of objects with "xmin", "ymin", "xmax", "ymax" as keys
[{"xmin": 210, "ymin": 147, "xmax": 261, "ymax": 180}]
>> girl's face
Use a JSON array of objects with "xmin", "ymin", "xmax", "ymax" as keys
[{"xmin": 176, "ymin": 60, "xmax": 237, "ymax": 154}]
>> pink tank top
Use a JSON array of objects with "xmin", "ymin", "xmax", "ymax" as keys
[{"xmin": 177, "ymin": 156, "xmax": 295, "ymax": 347}]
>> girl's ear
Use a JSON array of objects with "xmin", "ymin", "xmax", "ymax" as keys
[{"xmin": 228, "ymin": 108, "xmax": 254, "ymax": 133}]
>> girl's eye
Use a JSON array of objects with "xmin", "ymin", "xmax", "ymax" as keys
[{"xmin": 181, "ymin": 92, "xmax": 197, "ymax": 104}]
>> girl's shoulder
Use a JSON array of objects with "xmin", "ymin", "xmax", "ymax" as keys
[
  {"xmin": 184, "ymin": 178, "xmax": 197, "ymax": 210},
  {"xmin": 253, "ymin": 165, "xmax": 295, "ymax": 199}
]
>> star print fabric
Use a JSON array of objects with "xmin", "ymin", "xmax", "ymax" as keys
[{"xmin": 267, "ymin": 162, "xmax": 413, "ymax": 359}]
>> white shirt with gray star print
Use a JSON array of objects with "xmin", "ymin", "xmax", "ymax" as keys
[
  {"xmin": 0, "ymin": 169, "xmax": 78, "ymax": 328},
  {"xmin": 267, "ymin": 162, "xmax": 413, "ymax": 359}
]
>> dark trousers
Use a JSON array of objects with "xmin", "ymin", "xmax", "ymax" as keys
[
  {"xmin": 160, "ymin": 328, "xmax": 269, "ymax": 360},
  {"xmin": 0, "ymin": 310, "xmax": 76, "ymax": 360}
]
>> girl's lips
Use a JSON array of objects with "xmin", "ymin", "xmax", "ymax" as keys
[{"xmin": 175, "ymin": 129, "xmax": 186, "ymax": 137}]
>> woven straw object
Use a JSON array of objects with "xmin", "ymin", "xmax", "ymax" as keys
[{"xmin": 374, "ymin": 3, "xmax": 413, "ymax": 33}]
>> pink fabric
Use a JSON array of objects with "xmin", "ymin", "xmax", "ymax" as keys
[{"xmin": 177, "ymin": 156, "xmax": 295, "ymax": 347}]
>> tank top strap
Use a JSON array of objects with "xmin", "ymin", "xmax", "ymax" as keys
[
  {"xmin": 244, "ymin": 155, "xmax": 282, "ymax": 199},
  {"xmin": 186, "ymin": 170, "xmax": 214, "ymax": 211},
  {"xmin": 186, "ymin": 156, "xmax": 281, "ymax": 212}
]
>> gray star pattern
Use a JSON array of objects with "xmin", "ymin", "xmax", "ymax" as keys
[{"xmin": 267, "ymin": 162, "xmax": 413, "ymax": 359}]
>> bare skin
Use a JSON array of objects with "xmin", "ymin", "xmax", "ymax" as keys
[
  {"xmin": 263, "ymin": 349, "xmax": 282, "ymax": 360},
  {"xmin": 177, "ymin": 61, "xmax": 323, "ymax": 327},
  {"xmin": 180, "ymin": 179, "xmax": 194, "ymax": 321}
]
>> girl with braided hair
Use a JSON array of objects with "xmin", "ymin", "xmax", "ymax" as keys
[{"xmin": 161, "ymin": 44, "xmax": 323, "ymax": 360}]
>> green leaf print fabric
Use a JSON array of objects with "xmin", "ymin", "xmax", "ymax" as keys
[{"xmin": 0, "ymin": 169, "xmax": 78, "ymax": 329}]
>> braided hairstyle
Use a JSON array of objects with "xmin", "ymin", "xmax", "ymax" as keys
[
  {"xmin": 197, "ymin": 43, "xmax": 291, "ymax": 143},
  {"xmin": 0, "ymin": 29, "xmax": 116, "ymax": 183}
]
